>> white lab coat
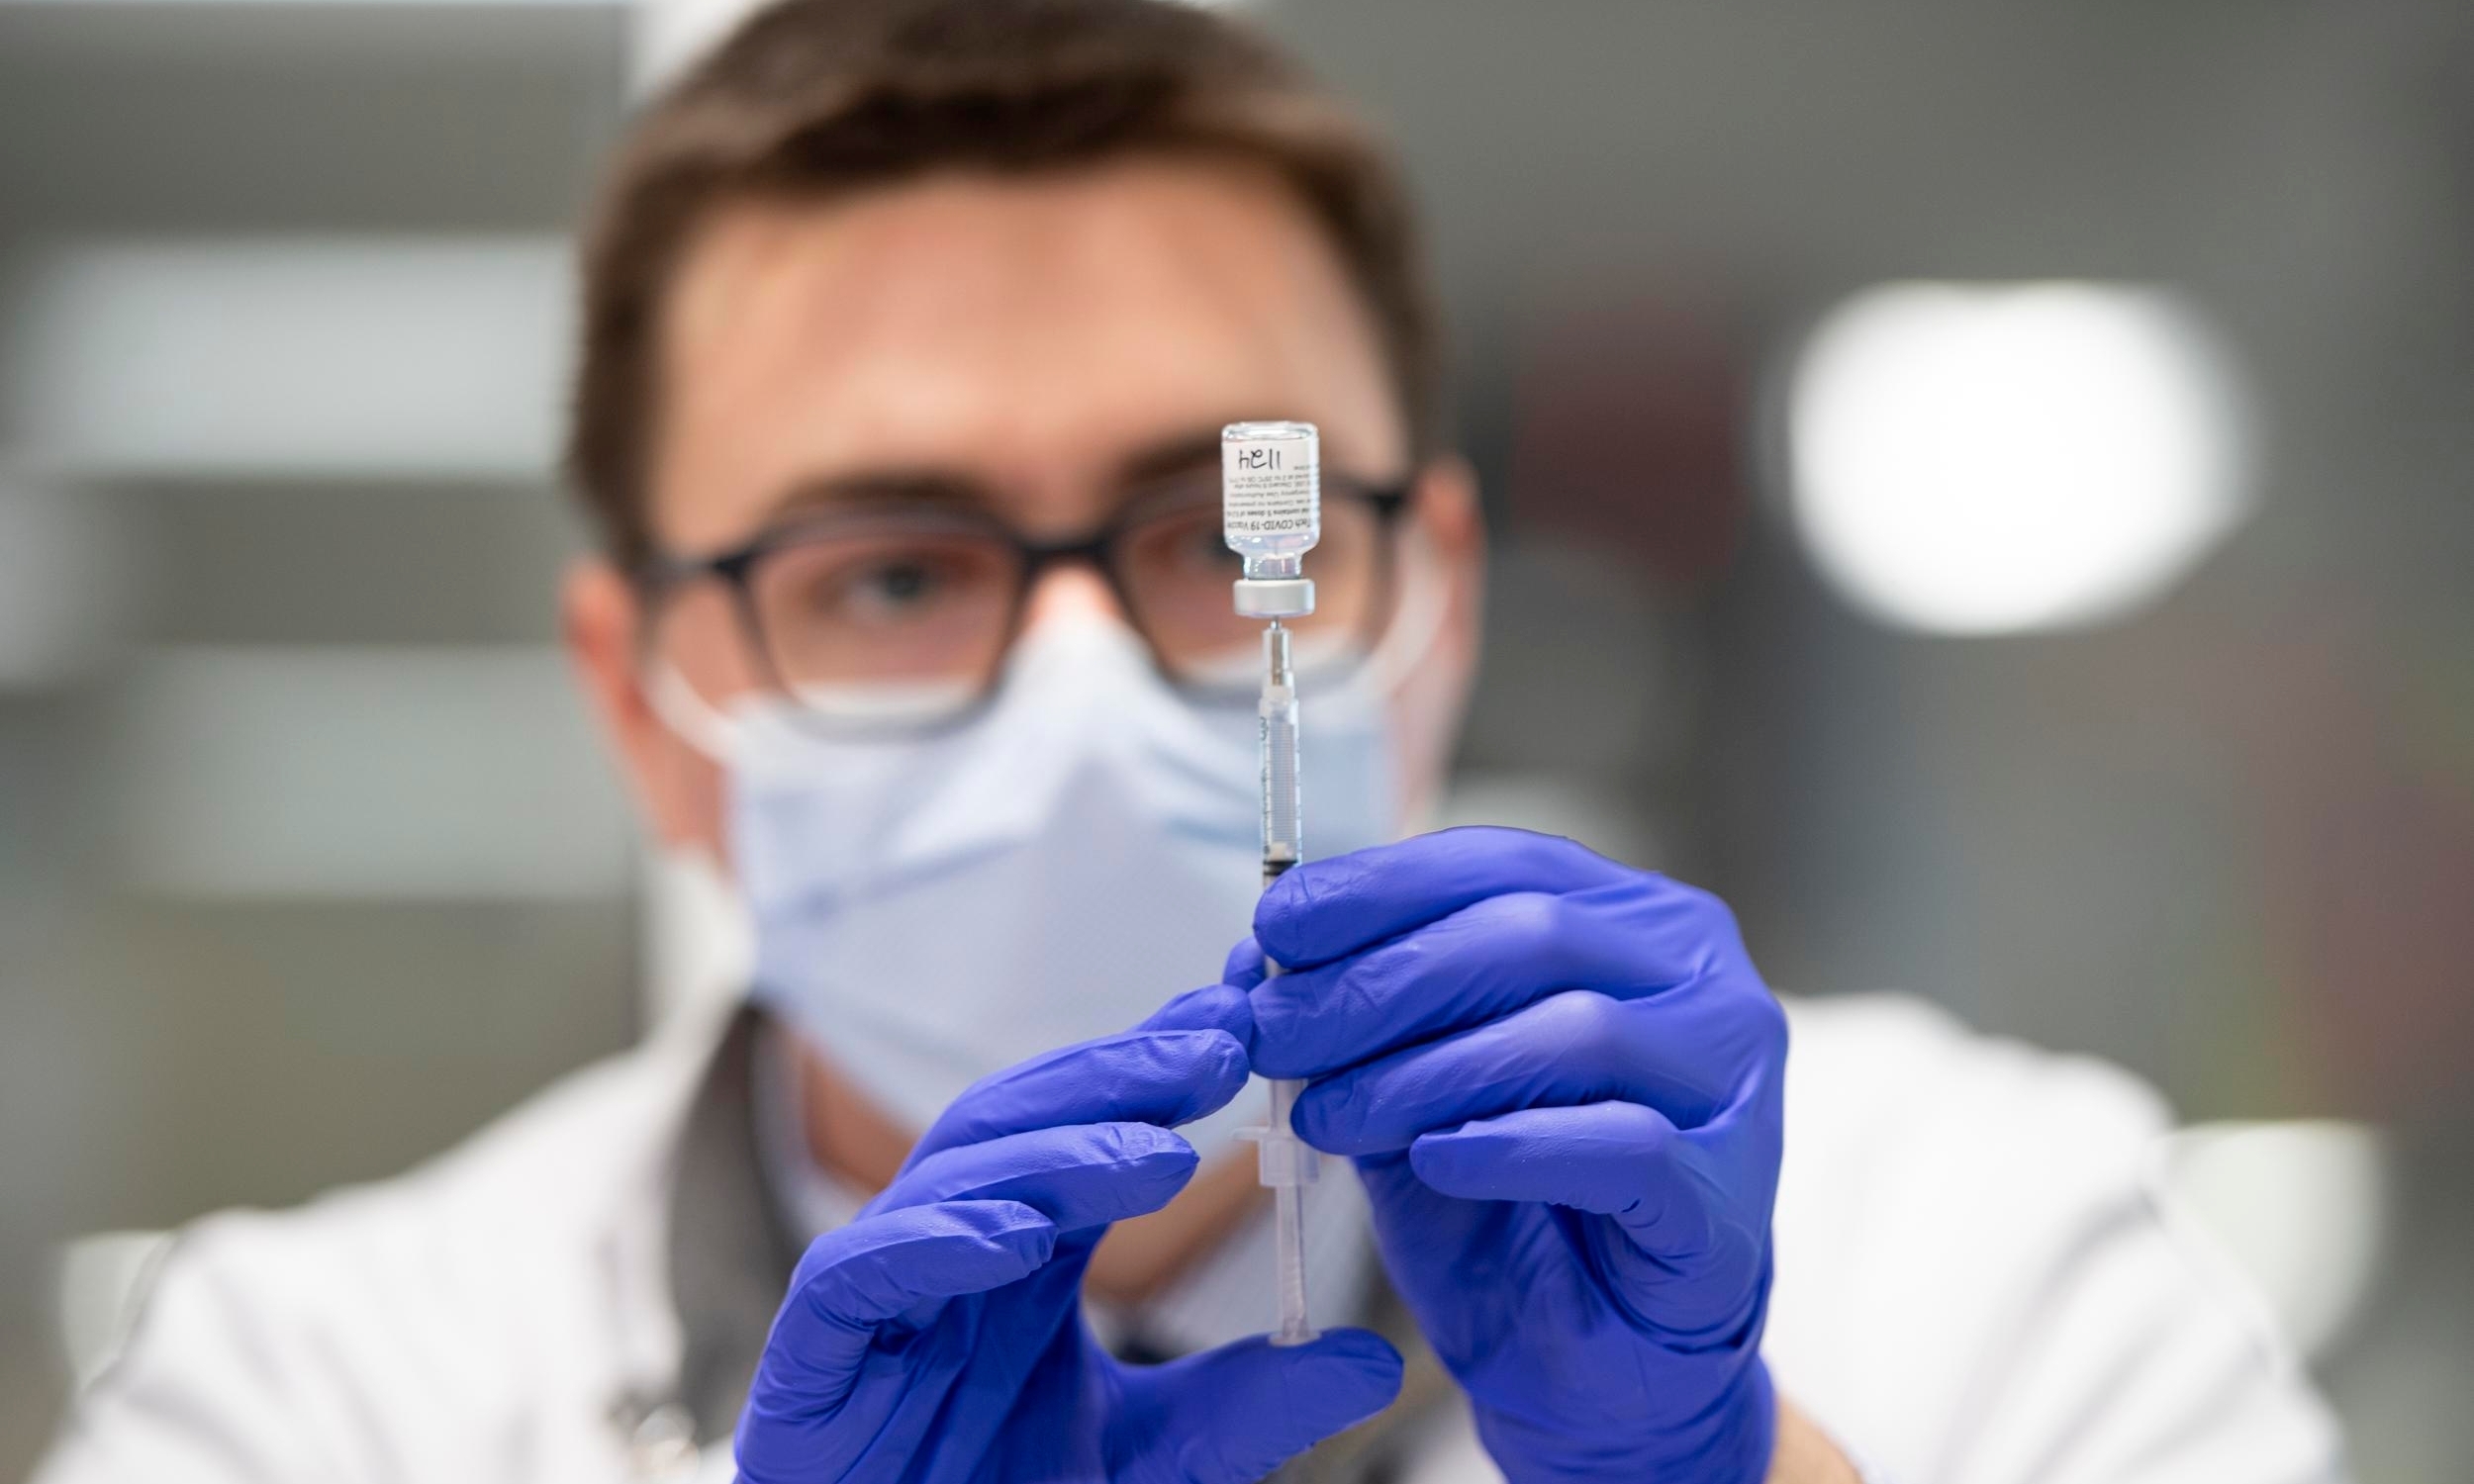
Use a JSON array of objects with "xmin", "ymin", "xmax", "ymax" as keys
[{"xmin": 35, "ymin": 993, "xmax": 2347, "ymax": 1484}]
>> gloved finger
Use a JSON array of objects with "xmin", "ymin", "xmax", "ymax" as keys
[
  {"xmin": 1254, "ymin": 826, "xmax": 1632, "ymax": 969},
  {"xmin": 1291, "ymin": 989, "xmax": 1760, "ymax": 1154},
  {"xmin": 1251, "ymin": 878, "xmax": 1746, "ymax": 1079},
  {"xmin": 1410, "ymin": 1103, "xmax": 1770, "ymax": 1338},
  {"xmin": 1408, "ymin": 1100, "xmax": 1686, "ymax": 1215},
  {"xmin": 1122, "ymin": 1330, "xmax": 1403, "ymax": 1484},
  {"xmin": 1137, "ymin": 981, "xmax": 1256, "ymax": 1040},
  {"xmin": 1220, "ymin": 936, "xmax": 1270, "ymax": 989},
  {"xmin": 908, "ymin": 1027, "xmax": 1250, "ymax": 1168},
  {"xmin": 750, "ymin": 1200, "xmax": 1055, "ymax": 1417},
  {"xmin": 1411, "ymin": 1101, "xmax": 1763, "ymax": 1263},
  {"xmin": 871, "ymin": 1122, "xmax": 1198, "ymax": 1231}
]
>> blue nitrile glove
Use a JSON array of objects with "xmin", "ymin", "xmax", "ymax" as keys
[
  {"xmin": 1229, "ymin": 828, "xmax": 1784, "ymax": 1484},
  {"xmin": 733, "ymin": 983, "xmax": 1404, "ymax": 1484}
]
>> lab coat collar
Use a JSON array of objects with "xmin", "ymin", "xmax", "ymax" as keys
[{"xmin": 661, "ymin": 1003, "xmax": 805, "ymax": 1447}]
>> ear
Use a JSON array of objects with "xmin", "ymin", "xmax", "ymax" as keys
[
  {"xmin": 1414, "ymin": 452, "xmax": 1486, "ymax": 610},
  {"xmin": 562, "ymin": 558, "xmax": 726, "ymax": 856},
  {"xmin": 1389, "ymin": 454, "xmax": 1486, "ymax": 819}
]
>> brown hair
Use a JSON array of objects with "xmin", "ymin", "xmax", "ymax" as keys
[{"xmin": 565, "ymin": 0, "xmax": 1442, "ymax": 569}]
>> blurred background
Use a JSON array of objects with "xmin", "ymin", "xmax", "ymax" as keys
[{"xmin": 0, "ymin": 0, "xmax": 2469, "ymax": 1478}]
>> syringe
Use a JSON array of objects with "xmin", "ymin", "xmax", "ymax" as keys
[
  {"xmin": 1251, "ymin": 618, "xmax": 1319, "ymax": 1346},
  {"xmin": 1223, "ymin": 420, "xmax": 1322, "ymax": 1347}
]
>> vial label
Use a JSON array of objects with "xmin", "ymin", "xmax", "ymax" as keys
[{"xmin": 1222, "ymin": 436, "xmax": 1319, "ymax": 538}]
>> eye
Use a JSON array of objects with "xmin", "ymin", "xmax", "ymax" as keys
[
  {"xmin": 764, "ymin": 537, "xmax": 989, "ymax": 627},
  {"xmin": 748, "ymin": 527, "xmax": 1019, "ymax": 691},
  {"xmin": 835, "ymin": 551, "xmax": 968, "ymax": 622},
  {"xmin": 857, "ymin": 559, "xmax": 935, "ymax": 604}
]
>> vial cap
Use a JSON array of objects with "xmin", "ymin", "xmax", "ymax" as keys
[{"xmin": 1233, "ymin": 577, "xmax": 1316, "ymax": 618}]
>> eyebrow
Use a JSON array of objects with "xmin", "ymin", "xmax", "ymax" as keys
[
  {"xmin": 1111, "ymin": 429, "xmax": 1224, "ymax": 488},
  {"xmin": 761, "ymin": 469, "xmax": 999, "ymax": 524},
  {"xmin": 752, "ymin": 423, "xmax": 1245, "ymax": 527}
]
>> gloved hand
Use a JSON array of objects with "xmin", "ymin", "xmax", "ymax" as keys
[
  {"xmin": 734, "ymin": 984, "xmax": 1404, "ymax": 1484},
  {"xmin": 1230, "ymin": 828, "xmax": 1784, "ymax": 1484}
]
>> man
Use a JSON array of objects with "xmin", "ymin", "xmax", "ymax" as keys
[{"xmin": 37, "ymin": 1, "xmax": 2347, "ymax": 1481}]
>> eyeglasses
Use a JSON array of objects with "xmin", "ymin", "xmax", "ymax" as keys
[{"xmin": 637, "ymin": 471, "xmax": 1413, "ymax": 734}]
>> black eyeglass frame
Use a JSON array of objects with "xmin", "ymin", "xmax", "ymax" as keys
[{"xmin": 634, "ymin": 476, "xmax": 1415, "ymax": 737}]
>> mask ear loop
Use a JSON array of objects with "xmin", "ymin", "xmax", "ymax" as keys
[
  {"xmin": 637, "ymin": 666, "xmax": 758, "ymax": 1009},
  {"xmin": 645, "ymin": 664, "xmax": 743, "ymax": 764}
]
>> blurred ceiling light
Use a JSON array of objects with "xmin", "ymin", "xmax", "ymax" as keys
[
  {"xmin": 3, "ymin": 236, "xmax": 570, "ymax": 480},
  {"xmin": 1784, "ymin": 281, "xmax": 2253, "ymax": 636}
]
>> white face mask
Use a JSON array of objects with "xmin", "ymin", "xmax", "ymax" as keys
[{"xmin": 657, "ymin": 612, "xmax": 1410, "ymax": 1145}]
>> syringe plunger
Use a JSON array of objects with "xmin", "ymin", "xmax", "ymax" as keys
[{"xmin": 1261, "ymin": 1073, "xmax": 1318, "ymax": 1345}]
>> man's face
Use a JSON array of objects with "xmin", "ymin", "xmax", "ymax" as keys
[{"xmin": 567, "ymin": 153, "xmax": 1481, "ymax": 872}]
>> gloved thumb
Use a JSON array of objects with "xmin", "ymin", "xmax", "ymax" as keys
[{"xmin": 1114, "ymin": 1330, "xmax": 1402, "ymax": 1484}]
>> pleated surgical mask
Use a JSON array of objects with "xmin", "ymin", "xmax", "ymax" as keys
[{"xmin": 654, "ymin": 615, "xmax": 1401, "ymax": 1142}]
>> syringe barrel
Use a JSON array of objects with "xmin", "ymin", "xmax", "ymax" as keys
[
  {"xmin": 1260, "ymin": 625, "xmax": 1302, "ymax": 880},
  {"xmin": 1255, "ymin": 1075, "xmax": 1321, "ymax": 1187}
]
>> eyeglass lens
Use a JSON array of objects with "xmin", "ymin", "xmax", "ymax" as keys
[{"xmin": 657, "ymin": 481, "xmax": 1394, "ymax": 724}]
